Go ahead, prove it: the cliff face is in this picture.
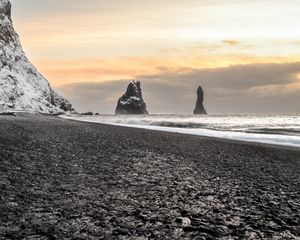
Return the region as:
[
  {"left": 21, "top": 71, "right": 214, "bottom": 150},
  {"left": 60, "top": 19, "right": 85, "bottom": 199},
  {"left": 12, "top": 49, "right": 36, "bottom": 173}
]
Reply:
[
  {"left": 193, "top": 86, "right": 207, "bottom": 115},
  {"left": 116, "top": 81, "right": 148, "bottom": 115},
  {"left": 0, "top": 0, "right": 72, "bottom": 113}
]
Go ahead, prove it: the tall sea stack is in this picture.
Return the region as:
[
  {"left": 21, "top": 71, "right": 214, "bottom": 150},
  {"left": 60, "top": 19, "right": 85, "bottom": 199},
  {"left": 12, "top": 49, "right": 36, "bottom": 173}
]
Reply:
[
  {"left": 193, "top": 86, "right": 207, "bottom": 115},
  {"left": 0, "top": 0, "right": 73, "bottom": 113},
  {"left": 116, "top": 80, "right": 148, "bottom": 115}
]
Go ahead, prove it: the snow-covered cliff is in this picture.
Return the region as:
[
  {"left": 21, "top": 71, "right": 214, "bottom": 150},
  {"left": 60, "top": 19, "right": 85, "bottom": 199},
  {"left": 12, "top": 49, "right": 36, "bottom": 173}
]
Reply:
[{"left": 0, "top": 0, "right": 72, "bottom": 113}]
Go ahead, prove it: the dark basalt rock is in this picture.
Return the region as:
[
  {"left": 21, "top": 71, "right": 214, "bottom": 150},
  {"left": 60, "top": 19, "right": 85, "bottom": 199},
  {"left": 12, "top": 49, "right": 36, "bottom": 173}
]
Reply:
[
  {"left": 116, "top": 81, "right": 148, "bottom": 115},
  {"left": 81, "top": 111, "right": 94, "bottom": 116},
  {"left": 193, "top": 86, "right": 207, "bottom": 115}
]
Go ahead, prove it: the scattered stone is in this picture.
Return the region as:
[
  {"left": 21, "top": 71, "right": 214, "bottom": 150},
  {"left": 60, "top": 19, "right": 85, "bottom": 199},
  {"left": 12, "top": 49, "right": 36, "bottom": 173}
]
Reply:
[
  {"left": 0, "top": 114, "right": 299, "bottom": 239},
  {"left": 81, "top": 112, "right": 94, "bottom": 116}
]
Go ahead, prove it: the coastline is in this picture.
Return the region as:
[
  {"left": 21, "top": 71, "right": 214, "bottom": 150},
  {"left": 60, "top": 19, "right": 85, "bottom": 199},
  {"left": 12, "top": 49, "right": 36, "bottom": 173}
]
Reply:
[
  {"left": 0, "top": 113, "right": 299, "bottom": 239},
  {"left": 61, "top": 115, "right": 300, "bottom": 149}
]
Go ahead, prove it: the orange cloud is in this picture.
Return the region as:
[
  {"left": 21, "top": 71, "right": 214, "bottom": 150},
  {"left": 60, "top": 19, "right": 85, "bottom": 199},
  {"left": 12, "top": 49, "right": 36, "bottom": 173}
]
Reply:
[
  {"left": 33, "top": 55, "right": 300, "bottom": 88},
  {"left": 222, "top": 40, "right": 240, "bottom": 46}
]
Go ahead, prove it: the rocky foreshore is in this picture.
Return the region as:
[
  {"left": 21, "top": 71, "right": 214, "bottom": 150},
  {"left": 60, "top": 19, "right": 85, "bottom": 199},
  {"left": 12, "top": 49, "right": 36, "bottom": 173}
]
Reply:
[{"left": 0, "top": 114, "right": 299, "bottom": 239}]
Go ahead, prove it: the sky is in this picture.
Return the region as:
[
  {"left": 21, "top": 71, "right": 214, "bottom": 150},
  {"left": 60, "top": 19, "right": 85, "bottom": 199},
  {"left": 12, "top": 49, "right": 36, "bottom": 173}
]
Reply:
[{"left": 10, "top": 0, "right": 300, "bottom": 114}]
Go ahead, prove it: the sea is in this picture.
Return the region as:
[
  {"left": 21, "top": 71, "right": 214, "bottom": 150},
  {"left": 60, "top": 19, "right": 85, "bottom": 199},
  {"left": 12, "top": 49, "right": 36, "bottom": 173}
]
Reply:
[{"left": 62, "top": 114, "right": 300, "bottom": 148}]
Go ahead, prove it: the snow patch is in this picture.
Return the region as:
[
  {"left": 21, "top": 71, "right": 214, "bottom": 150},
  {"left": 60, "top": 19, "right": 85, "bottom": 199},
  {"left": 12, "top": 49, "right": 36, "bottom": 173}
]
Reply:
[{"left": 0, "top": 0, "right": 72, "bottom": 114}]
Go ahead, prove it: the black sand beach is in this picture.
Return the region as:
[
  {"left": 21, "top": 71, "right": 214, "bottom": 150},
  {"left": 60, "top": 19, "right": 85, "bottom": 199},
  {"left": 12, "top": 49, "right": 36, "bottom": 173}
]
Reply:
[{"left": 0, "top": 114, "right": 299, "bottom": 239}]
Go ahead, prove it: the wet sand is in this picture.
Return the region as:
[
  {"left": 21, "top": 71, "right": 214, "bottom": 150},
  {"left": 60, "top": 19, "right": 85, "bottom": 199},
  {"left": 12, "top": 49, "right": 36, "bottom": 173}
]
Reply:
[{"left": 0, "top": 113, "right": 299, "bottom": 239}]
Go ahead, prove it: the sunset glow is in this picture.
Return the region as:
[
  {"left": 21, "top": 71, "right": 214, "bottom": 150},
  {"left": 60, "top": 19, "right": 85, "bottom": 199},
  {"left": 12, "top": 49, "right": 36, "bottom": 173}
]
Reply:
[{"left": 10, "top": 0, "right": 300, "bottom": 113}]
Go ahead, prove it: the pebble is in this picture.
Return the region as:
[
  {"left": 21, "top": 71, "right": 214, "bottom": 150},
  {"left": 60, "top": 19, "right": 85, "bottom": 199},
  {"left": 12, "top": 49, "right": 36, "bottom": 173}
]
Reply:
[
  {"left": 0, "top": 114, "right": 299, "bottom": 239},
  {"left": 175, "top": 217, "right": 192, "bottom": 227}
]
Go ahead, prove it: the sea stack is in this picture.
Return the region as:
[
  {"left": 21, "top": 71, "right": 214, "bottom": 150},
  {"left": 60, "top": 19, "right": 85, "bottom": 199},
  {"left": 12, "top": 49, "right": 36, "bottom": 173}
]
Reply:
[
  {"left": 193, "top": 86, "right": 207, "bottom": 115},
  {"left": 0, "top": 0, "right": 72, "bottom": 113},
  {"left": 116, "top": 80, "right": 148, "bottom": 115}
]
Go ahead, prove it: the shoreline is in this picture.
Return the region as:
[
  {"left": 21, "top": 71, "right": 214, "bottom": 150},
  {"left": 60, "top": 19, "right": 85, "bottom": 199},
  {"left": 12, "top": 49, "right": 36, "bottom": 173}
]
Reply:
[
  {"left": 0, "top": 113, "right": 299, "bottom": 239},
  {"left": 61, "top": 115, "right": 300, "bottom": 149}
]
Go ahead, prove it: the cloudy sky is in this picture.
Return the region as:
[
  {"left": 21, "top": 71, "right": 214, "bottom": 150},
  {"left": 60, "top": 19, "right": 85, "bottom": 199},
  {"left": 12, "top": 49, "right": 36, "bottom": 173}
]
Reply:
[{"left": 11, "top": 0, "right": 300, "bottom": 114}]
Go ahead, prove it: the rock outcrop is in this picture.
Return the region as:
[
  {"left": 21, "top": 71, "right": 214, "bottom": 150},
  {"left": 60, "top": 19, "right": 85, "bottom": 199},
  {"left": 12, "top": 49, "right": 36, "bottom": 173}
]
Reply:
[
  {"left": 193, "top": 86, "right": 207, "bottom": 115},
  {"left": 0, "top": 0, "right": 73, "bottom": 113},
  {"left": 116, "top": 81, "right": 148, "bottom": 115}
]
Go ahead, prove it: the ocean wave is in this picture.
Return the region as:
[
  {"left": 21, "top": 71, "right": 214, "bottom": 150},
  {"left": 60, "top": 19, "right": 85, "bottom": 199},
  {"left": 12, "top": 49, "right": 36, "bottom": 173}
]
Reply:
[
  {"left": 150, "top": 121, "right": 206, "bottom": 129},
  {"left": 61, "top": 114, "right": 300, "bottom": 147},
  {"left": 148, "top": 121, "right": 300, "bottom": 137},
  {"left": 245, "top": 128, "right": 300, "bottom": 136}
]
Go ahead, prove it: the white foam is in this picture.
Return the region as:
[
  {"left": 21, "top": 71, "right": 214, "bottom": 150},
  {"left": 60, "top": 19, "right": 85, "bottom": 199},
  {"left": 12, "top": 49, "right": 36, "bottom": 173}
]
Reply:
[{"left": 61, "top": 115, "right": 300, "bottom": 148}]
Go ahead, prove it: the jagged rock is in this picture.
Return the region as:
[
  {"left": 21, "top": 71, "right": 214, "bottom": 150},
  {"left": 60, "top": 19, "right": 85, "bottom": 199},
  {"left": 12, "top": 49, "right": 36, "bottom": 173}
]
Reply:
[
  {"left": 0, "top": 0, "right": 73, "bottom": 114},
  {"left": 116, "top": 81, "right": 148, "bottom": 115},
  {"left": 81, "top": 112, "right": 94, "bottom": 116},
  {"left": 193, "top": 86, "right": 207, "bottom": 115}
]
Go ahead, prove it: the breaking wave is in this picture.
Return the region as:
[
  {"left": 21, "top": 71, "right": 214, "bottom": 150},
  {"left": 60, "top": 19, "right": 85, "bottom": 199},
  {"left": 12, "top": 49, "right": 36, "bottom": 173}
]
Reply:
[{"left": 61, "top": 114, "right": 300, "bottom": 147}]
